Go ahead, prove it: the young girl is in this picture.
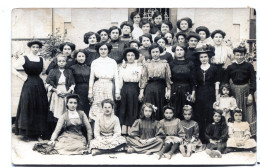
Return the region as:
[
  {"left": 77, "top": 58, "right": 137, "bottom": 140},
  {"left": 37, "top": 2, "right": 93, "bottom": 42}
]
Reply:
[
  {"left": 90, "top": 99, "right": 127, "bottom": 156},
  {"left": 213, "top": 84, "right": 237, "bottom": 124},
  {"left": 205, "top": 110, "right": 228, "bottom": 158},
  {"left": 154, "top": 106, "right": 185, "bottom": 160},
  {"left": 126, "top": 103, "right": 165, "bottom": 155},
  {"left": 225, "top": 108, "right": 256, "bottom": 153},
  {"left": 180, "top": 105, "right": 204, "bottom": 157}
]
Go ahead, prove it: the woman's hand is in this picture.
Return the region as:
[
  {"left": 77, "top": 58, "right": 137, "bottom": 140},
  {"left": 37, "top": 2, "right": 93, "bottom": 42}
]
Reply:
[
  {"left": 138, "top": 92, "right": 144, "bottom": 102},
  {"left": 139, "top": 139, "right": 147, "bottom": 145},
  {"left": 165, "top": 89, "right": 171, "bottom": 100},
  {"left": 48, "top": 140, "right": 55, "bottom": 146},
  {"left": 115, "top": 93, "right": 121, "bottom": 101},
  {"left": 209, "top": 139, "right": 217, "bottom": 145},
  {"left": 247, "top": 94, "right": 253, "bottom": 105},
  {"left": 190, "top": 91, "right": 196, "bottom": 103},
  {"left": 88, "top": 94, "right": 94, "bottom": 103}
]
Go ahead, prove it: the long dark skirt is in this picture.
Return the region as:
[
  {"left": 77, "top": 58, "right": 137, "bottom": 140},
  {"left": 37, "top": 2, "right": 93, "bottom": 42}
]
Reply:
[
  {"left": 194, "top": 84, "right": 216, "bottom": 143},
  {"left": 143, "top": 80, "right": 166, "bottom": 120},
  {"left": 15, "top": 76, "right": 48, "bottom": 137},
  {"left": 75, "top": 83, "right": 90, "bottom": 117},
  {"left": 119, "top": 82, "right": 140, "bottom": 126}
]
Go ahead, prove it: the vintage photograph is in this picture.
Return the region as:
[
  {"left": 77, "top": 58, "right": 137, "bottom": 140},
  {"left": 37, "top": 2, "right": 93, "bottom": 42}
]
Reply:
[{"left": 11, "top": 8, "right": 257, "bottom": 165}]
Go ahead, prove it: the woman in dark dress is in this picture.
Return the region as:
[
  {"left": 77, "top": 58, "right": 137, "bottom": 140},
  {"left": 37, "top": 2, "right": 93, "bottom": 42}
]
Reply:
[
  {"left": 194, "top": 45, "right": 220, "bottom": 143},
  {"left": 154, "top": 36, "right": 174, "bottom": 64},
  {"left": 70, "top": 49, "right": 91, "bottom": 116},
  {"left": 169, "top": 43, "right": 196, "bottom": 119},
  {"left": 13, "top": 40, "right": 48, "bottom": 140},
  {"left": 46, "top": 42, "right": 76, "bottom": 75},
  {"left": 150, "top": 11, "right": 163, "bottom": 35},
  {"left": 83, "top": 32, "right": 101, "bottom": 66}
]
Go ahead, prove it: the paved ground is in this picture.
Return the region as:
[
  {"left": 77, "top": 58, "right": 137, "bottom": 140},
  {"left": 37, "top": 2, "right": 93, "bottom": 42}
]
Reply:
[{"left": 11, "top": 133, "right": 257, "bottom": 166}]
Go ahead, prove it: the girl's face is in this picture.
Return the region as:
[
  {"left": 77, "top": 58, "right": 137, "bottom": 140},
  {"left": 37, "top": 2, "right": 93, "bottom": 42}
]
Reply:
[
  {"left": 157, "top": 38, "right": 166, "bottom": 49},
  {"left": 175, "top": 46, "right": 185, "bottom": 59},
  {"left": 122, "top": 25, "right": 131, "bottom": 35},
  {"left": 164, "top": 109, "right": 174, "bottom": 120},
  {"left": 126, "top": 52, "right": 135, "bottom": 63},
  {"left": 100, "top": 31, "right": 109, "bottom": 42},
  {"left": 234, "top": 112, "right": 242, "bottom": 122},
  {"left": 183, "top": 110, "right": 192, "bottom": 121},
  {"left": 151, "top": 48, "right": 160, "bottom": 60},
  {"left": 213, "top": 33, "right": 224, "bottom": 46},
  {"left": 142, "top": 23, "right": 151, "bottom": 34},
  {"left": 76, "top": 52, "right": 86, "bottom": 64},
  {"left": 63, "top": 45, "right": 72, "bottom": 56},
  {"left": 178, "top": 35, "right": 186, "bottom": 44},
  {"left": 88, "top": 34, "right": 97, "bottom": 45},
  {"left": 199, "top": 31, "right": 207, "bottom": 41},
  {"left": 110, "top": 29, "right": 120, "bottom": 40},
  {"left": 67, "top": 98, "right": 77, "bottom": 111},
  {"left": 222, "top": 87, "right": 230, "bottom": 96},
  {"left": 141, "top": 37, "right": 151, "bottom": 48},
  {"left": 180, "top": 20, "right": 189, "bottom": 31},
  {"left": 130, "top": 43, "right": 139, "bottom": 49},
  {"left": 154, "top": 15, "right": 162, "bottom": 25},
  {"left": 234, "top": 52, "right": 245, "bottom": 64},
  {"left": 164, "top": 33, "right": 173, "bottom": 44},
  {"left": 199, "top": 53, "right": 209, "bottom": 64},
  {"left": 143, "top": 106, "right": 153, "bottom": 118},
  {"left": 57, "top": 56, "right": 67, "bottom": 68},
  {"left": 213, "top": 112, "right": 222, "bottom": 123},
  {"left": 133, "top": 14, "right": 141, "bottom": 24},
  {"left": 161, "top": 23, "right": 170, "bottom": 34},
  {"left": 99, "top": 45, "right": 109, "bottom": 57},
  {"left": 30, "top": 44, "right": 40, "bottom": 55},
  {"left": 188, "top": 37, "right": 198, "bottom": 48},
  {"left": 103, "top": 103, "right": 113, "bottom": 116}
]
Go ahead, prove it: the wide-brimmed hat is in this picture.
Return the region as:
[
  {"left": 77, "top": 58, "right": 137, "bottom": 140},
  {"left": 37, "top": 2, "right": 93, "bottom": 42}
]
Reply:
[
  {"left": 27, "top": 40, "right": 43, "bottom": 48},
  {"left": 194, "top": 44, "right": 215, "bottom": 58},
  {"left": 123, "top": 47, "right": 140, "bottom": 61},
  {"left": 195, "top": 26, "right": 210, "bottom": 38}
]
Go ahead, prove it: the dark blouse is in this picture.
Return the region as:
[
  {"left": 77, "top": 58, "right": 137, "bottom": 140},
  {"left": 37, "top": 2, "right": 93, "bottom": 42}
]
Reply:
[
  {"left": 46, "top": 56, "right": 76, "bottom": 75},
  {"left": 205, "top": 122, "right": 228, "bottom": 143},
  {"left": 224, "top": 62, "right": 256, "bottom": 95},
  {"left": 185, "top": 48, "right": 200, "bottom": 67},
  {"left": 108, "top": 38, "right": 128, "bottom": 64},
  {"left": 120, "top": 35, "right": 132, "bottom": 45},
  {"left": 195, "top": 65, "right": 220, "bottom": 87},
  {"left": 70, "top": 63, "right": 91, "bottom": 84},
  {"left": 160, "top": 51, "right": 174, "bottom": 64},
  {"left": 139, "top": 47, "right": 152, "bottom": 60},
  {"left": 84, "top": 44, "right": 100, "bottom": 67},
  {"left": 150, "top": 24, "right": 161, "bottom": 34}
]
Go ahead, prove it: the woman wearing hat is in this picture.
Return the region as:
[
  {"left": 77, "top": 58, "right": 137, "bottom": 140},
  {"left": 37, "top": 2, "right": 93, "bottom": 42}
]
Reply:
[
  {"left": 176, "top": 17, "right": 193, "bottom": 35},
  {"left": 46, "top": 42, "right": 76, "bottom": 75},
  {"left": 224, "top": 46, "right": 256, "bottom": 136},
  {"left": 194, "top": 45, "right": 220, "bottom": 143},
  {"left": 154, "top": 36, "right": 174, "bottom": 64},
  {"left": 139, "top": 43, "right": 171, "bottom": 120},
  {"left": 83, "top": 31, "right": 101, "bottom": 67},
  {"left": 88, "top": 42, "right": 120, "bottom": 122},
  {"left": 13, "top": 40, "right": 48, "bottom": 140},
  {"left": 118, "top": 48, "right": 142, "bottom": 135},
  {"left": 97, "top": 29, "right": 110, "bottom": 43},
  {"left": 129, "top": 11, "right": 143, "bottom": 40},
  {"left": 185, "top": 32, "right": 201, "bottom": 67},
  {"left": 195, "top": 26, "right": 214, "bottom": 48}
]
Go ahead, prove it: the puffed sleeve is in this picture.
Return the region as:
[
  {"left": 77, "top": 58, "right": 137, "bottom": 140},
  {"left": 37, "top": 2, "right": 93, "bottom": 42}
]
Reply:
[
  {"left": 140, "top": 64, "right": 149, "bottom": 89},
  {"left": 88, "top": 61, "right": 95, "bottom": 95},
  {"left": 177, "top": 119, "right": 185, "bottom": 139},
  {"left": 46, "top": 58, "right": 57, "bottom": 75},
  {"left": 248, "top": 63, "right": 256, "bottom": 95},
  {"left": 50, "top": 114, "right": 66, "bottom": 141},
  {"left": 228, "top": 123, "right": 234, "bottom": 137},
  {"left": 80, "top": 111, "right": 93, "bottom": 141},
  {"left": 46, "top": 69, "right": 57, "bottom": 88},
  {"left": 193, "top": 122, "right": 200, "bottom": 139},
  {"left": 155, "top": 121, "right": 166, "bottom": 139},
  {"left": 113, "top": 116, "right": 122, "bottom": 137},
  {"left": 229, "top": 97, "right": 237, "bottom": 110},
  {"left": 165, "top": 62, "right": 172, "bottom": 90},
  {"left": 243, "top": 122, "right": 251, "bottom": 137},
  {"left": 94, "top": 117, "right": 101, "bottom": 140},
  {"left": 129, "top": 119, "right": 141, "bottom": 140}
]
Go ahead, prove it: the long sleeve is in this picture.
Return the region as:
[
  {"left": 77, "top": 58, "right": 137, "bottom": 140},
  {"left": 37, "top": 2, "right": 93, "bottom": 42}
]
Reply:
[
  {"left": 165, "top": 62, "right": 172, "bottom": 90},
  {"left": 155, "top": 121, "right": 166, "bottom": 139},
  {"left": 244, "top": 122, "right": 251, "bottom": 137},
  {"left": 193, "top": 122, "right": 200, "bottom": 139},
  {"left": 189, "top": 62, "right": 197, "bottom": 91},
  {"left": 177, "top": 121, "right": 185, "bottom": 139},
  {"left": 129, "top": 119, "right": 141, "bottom": 140},
  {"left": 50, "top": 114, "right": 66, "bottom": 141},
  {"left": 113, "top": 116, "right": 122, "bottom": 137},
  {"left": 140, "top": 65, "right": 148, "bottom": 89},
  {"left": 118, "top": 67, "right": 124, "bottom": 90},
  {"left": 80, "top": 111, "right": 93, "bottom": 141},
  {"left": 113, "top": 62, "right": 120, "bottom": 94},
  {"left": 229, "top": 97, "right": 237, "bottom": 110},
  {"left": 94, "top": 118, "right": 101, "bottom": 140},
  {"left": 228, "top": 123, "right": 234, "bottom": 138},
  {"left": 46, "top": 59, "right": 57, "bottom": 75},
  {"left": 249, "top": 63, "right": 256, "bottom": 95},
  {"left": 46, "top": 69, "right": 57, "bottom": 88},
  {"left": 219, "top": 125, "right": 229, "bottom": 142},
  {"left": 88, "top": 63, "right": 95, "bottom": 95},
  {"left": 205, "top": 124, "right": 213, "bottom": 142},
  {"left": 67, "top": 69, "right": 75, "bottom": 88}
]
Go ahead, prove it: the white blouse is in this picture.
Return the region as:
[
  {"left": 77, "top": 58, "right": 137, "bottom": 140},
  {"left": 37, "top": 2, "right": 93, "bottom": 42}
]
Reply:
[
  {"left": 196, "top": 38, "right": 214, "bottom": 48},
  {"left": 212, "top": 44, "right": 233, "bottom": 68},
  {"left": 132, "top": 24, "right": 143, "bottom": 40}
]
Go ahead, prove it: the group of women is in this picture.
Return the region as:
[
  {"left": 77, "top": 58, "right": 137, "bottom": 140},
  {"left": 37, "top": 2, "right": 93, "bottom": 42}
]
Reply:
[{"left": 12, "top": 10, "right": 256, "bottom": 156}]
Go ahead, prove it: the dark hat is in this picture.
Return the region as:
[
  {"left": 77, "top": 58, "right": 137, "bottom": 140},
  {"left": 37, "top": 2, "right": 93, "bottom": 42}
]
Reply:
[
  {"left": 97, "top": 29, "right": 109, "bottom": 35},
  {"left": 59, "top": 42, "right": 76, "bottom": 51},
  {"left": 194, "top": 44, "right": 215, "bottom": 58},
  {"left": 154, "top": 36, "right": 168, "bottom": 45},
  {"left": 95, "top": 42, "right": 113, "bottom": 54},
  {"left": 195, "top": 26, "right": 210, "bottom": 38},
  {"left": 161, "top": 20, "right": 173, "bottom": 31},
  {"left": 148, "top": 43, "right": 164, "bottom": 54},
  {"left": 186, "top": 31, "right": 201, "bottom": 41},
  {"left": 139, "top": 33, "right": 153, "bottom": 44},
  {"left": 27, "top": 40, "right": 43, "bottom": 48},
  {"left": 211, "top": 29, "right": 226, "bottom": 39},
  {"left": 130, "top": 11, "right": 142, "bottom": 21},
  {"left": 120, "top": 21, "right": 134, "bottom": 32},
  {"left": 123, "top": 47, "right": 140, "bottom": 61},
  {"left": 176, "top": 17, "right": 193, "bottom": 30},
  {"left": 129, "top": 39, "right": 141, "bottom": 47},
  {"left": 233, "top": 46, "right": 247, "bottom": 54},
  {"left": 175, "top": 31, "right": 187, "bottom": 39},
  {"left": 83, "top": 32, "right": 101, "bottom": 44},
  {"left": 108, "top": 26, "right": 122, "bottom": 36}
]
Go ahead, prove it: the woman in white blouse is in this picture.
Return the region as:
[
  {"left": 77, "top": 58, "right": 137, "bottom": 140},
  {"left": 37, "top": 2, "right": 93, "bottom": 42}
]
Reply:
[
  {"left": 130, "top": 11, "right": 143, "bottom": 40},
  {"left": 88, "top": 42, "right": 120, "bottom": 121},
  {"left": 118, "top": 48, "right": 142, "bottom": 135}
]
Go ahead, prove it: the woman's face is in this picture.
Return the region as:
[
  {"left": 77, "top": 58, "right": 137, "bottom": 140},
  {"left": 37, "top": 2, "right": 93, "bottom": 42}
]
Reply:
[
  {"left": 110, "top": 29, "right": 120, "bottom": 40},
  {"left": 122, "top": 25, "right": 131, "bottom": 35},
  {"left": 63, "top": 45, "right": 72, "bottom": 56},
  {"left": 130, "top": 43, "right": 139, "bottom": 49},
  {"left": 175, "top": 46, "right": 185, "bottom": 59},
  {"left": 164, "top": 109, "right": 174, "bottom": 120},
  {"left": 76, "top": 52, "right": 86, "bottom": 64},
  {"left": 100, "top": 31, "right": 109, "bottom": 42},
  {"left": 57, "top": 56, "right": 67, "bottom": 68},
  {"left": 99, "top": 45, "right": 109, "bottom": 57},
  {"left": 178, "top": 35, "right": 186, "bottom": 44},
  {"left": 213, "top": 33, "right": 224, "bottom": 46},
  {"left": 157, "top": 38, "right": 166, "bottom": 49},
  {"left": 180, "top": 20, "right": 189, "bottom": 31},
  {"left": 151, "top": 47, "right": 161, "bottom": 60},
  {"left": 188, "top": 37, "right": 198, "bottom": 48},
  {"left": 142, "top": 23, "right": 151, "bottom": 34},
  {"left": 222, "top": 87, "right": 230, "bottom": 96},
  {"left": 126, "top": 52, "right": 136, "bottom": 63},
  {"left": 143, "top": 107, "right": 153, "bottom": 119},
  {"left": 183, "top": 110, "right": 192, "bottom": 121},
  {"left": 199, "top": 53, "right": 209, "bottom": 64},
  {"left": 141, "top": 36, "right": 151, "bottom": 48},
  {"left": 30, "top": 44, "right": 40, "bottom": 55},
  {"left": 154, "top": 15, "right": 162, "bottom": 25},
  {"left": 213, "top": 112, "right": 222, "bottom": 123},
  {"left": 234, "top": 112, "right": 242, "bottom": 122},
  {"left": 161, "top": 23, "right": 170, "bottom": 34},
  {"left": 88, "top": 34, "right": 97, "bottom": 45},
  {"left": 133, "top": 14, "right": 141, "bottom": 24},
  {"left": 103, "top": 103, "right": 113, "bottom": 116},
  {"left": 164, "top": 33, "right": 173, "bottom": 44},
  {"left": 234, "top": 52, "right": 245, "bottom": 64},
  {"left": 67, "top": 98, "right": 77, "bottom": 111},
  {"left": 199, "top": 31, "right": 207, "bottom": 41}
]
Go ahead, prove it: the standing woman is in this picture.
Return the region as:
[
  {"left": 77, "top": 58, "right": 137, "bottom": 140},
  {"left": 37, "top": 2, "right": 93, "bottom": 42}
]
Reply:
[
  {"left": 195, "top": 26, "right": 214, "bottom": 48},
  {"left": 139, "top": 43, "right": 171, "bottom": 120},
  {"left": 83, "top": 32, "right": 101, "bottom": 67},
  {"left": 194, "top": 45, "right": 220, "bottom": 143},
  {"left": 130, "top": 11, "right": 143, "bottom": 40},
  {"left": 176, "top": 17, "right": 193, "bottom": 35},
  {"left": 88, "top": 42, "right": 120, "bottom": 121},
  {"left": 162, "top": 31, "right": 175, "bottom": 56},
  {"left": 46, "top": 42, "right": 76, "bottom": 75},
  {"left": 13, "top": 40, "right": 48, "bottom": 140},
  {"left": 97, "top": 29, "right": 110, "bottom": 43},
  {"left": 70, "top": 49, "right": 91, "bottom": 116},
  {"left": 160, "top": 20, "right": 173, "bottom": 35},
  {"left": 154, "top": 36, "right": 174, "bottom": 64},
  {"left": 170, "top": 43, "right": 196, "bottom": 119},
  {"left": 224, "top": 47, "right": 256, "bottom": 136},
  {"left": 150, "top": 11, "right": 163, "bottom": 35},
  {"left": 120, "top": 21, "right": 134, "bottom": 43},
  {"left": 176, "top": 32, "right": 187, "bottom": 45},
  {"left": 119, "top": 48, "right": 142, "bottom": 135}
]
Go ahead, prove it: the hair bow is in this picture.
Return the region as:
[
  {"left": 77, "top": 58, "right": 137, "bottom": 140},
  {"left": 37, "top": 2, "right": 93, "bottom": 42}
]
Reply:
[{"left": 152, "top": 105, "right": 157, "bottom": 112}]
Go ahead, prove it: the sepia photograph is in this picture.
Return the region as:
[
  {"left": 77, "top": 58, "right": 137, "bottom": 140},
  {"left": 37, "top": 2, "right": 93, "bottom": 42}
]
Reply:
[{"left": 10, "top": 7, "right": 257, "bottom": 165}]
